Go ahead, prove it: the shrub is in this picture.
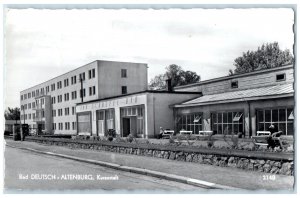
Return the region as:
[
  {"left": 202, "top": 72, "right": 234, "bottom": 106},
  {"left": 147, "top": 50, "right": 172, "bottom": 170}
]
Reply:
[
  {"left": 107, "top": 129, "right": 116, "bottom": 138},
  {"left": 126, "top": 134, "right": 134, "bottom": 143},
  {"left": 169, "top": 135, "right": 175, "bottom": 144},
  {"left": 107, "top": 136, "right": 113, "bottom": 142}
]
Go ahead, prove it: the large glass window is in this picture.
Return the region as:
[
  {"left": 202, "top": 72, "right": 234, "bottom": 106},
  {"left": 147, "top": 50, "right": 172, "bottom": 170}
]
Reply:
[
  {"left": 256, "top": 108, "right": 294, "bottom": 135},
  {"left": 77, "top": 112, "right": 91, "bottom": 133},
  {"left": 176, "top": 113, "right": 203, "bottom": 134},
  {"left": 211, "top": 111, "right": 244, "bottom": 135},
  {"left": 105, "top": 109, "right": 115, "bottom": 130}
]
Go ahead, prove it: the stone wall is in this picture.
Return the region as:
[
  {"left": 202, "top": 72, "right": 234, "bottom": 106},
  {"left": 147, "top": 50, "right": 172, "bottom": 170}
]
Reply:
[{"left": 24, "top": 137, "right": 294, "bottom": 176}]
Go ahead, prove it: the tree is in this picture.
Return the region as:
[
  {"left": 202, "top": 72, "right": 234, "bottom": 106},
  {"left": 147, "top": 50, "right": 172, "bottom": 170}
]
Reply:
[
  {"left": 229, "top": 42, "right": 294, "bottom": 75},
  {"left": 149, "top": 64, "right": 201, "bottom": 90},
  {"left": 4, "top": 107, "right": 20, "bottom": 124}
]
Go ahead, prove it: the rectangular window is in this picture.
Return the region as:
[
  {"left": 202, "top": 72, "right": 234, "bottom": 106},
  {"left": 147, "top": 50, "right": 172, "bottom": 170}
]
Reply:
[
  {"left": 78, "top": 112, "right": 92, "bottom": 133},
  {"left": 46, "top": 86, "right": 49, "bottom": 93},
  {"left": 72, "top": 122, "right": 76, "bottom": 130},
  {"left": 80, "top": 89, "right": 86, "bottom": 97},
  {"left": 28, "top": 103, "right": 31, "bottom": 109},
  {"left": 51, "top": 84, "right": 55, "bottom": 91},
  {"left": 89, "top": 70, "right": 92, "bottom": 79},
  {"left": 64, "top": 79, "right": 69, "bottom": 87},
  {"left": 72, "top": 91, "right": 77, "bottom": 100},
  {"left": 65, "top": 107, "right": 69, "bottom": 115},
  {"left": 32, "top": 91, "right": 35, "bottom": 97},
  {"left": 65, "top": 122, "right": 70, "bottom": 130},
  {"left": 92, "top": 69, "right": 95, "bottom": 78},
  {"left": 122, "top": 86, "right": 127, "bottom": 94},
  {"left": 64, "top": 93, "right": 69, "bottom": 101},
  {"left": 57, "top": 81, "right": 62, "bottom": 89},
  {"left": 72, "top": 107, "right": 76, "bottom": 115},
  {"left": 28, "top": 93, "right": 31, "bottom": 98},
  {"left": 176, "top": 113, "right": 203, "bottom": 134},
  {"left": 93, "top": 86, "right": 95, "bottom": 95},
  {"left": 52, "top": 110, "right": 56, "bottom": 117},
  {"left": 21, "top": 95, "right": 23, "bottom": 100},
  {"left": 88, "top": 86, "right": 95, "bottom": 96},
  {"left": 79, "top": 73, "right": 85, "bottom": 81},
  {"left": 276, "top": 73, "right": 286, "bottom": 81},
  {"left": 211, "top": 111, "right": 244, "bottom": 135},
  {"left": 231, "top": 81, "right": 238, "bottom": 88},
  {"left": 121, "top": 69, "right": 127, "bottom": 78},
  {"left": 89, "top": 87, "right": 92, "bottom": 96},
  {"left": 256, "top": 108, "right": 294, "bottom": 136},
  {"left": 32, "top": 102, "right": 35, "bottom": 108}
]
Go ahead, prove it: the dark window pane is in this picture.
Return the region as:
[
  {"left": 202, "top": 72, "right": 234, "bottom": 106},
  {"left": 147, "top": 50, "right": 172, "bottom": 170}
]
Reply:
[
  {"left": 228, "top": 112, "right": 233, "bottom": 122},
  {"left": 239, "top": 124, "right": 243, "bottom": 134},
  {"left": 279, "top": 123, "right": 286, "bottom": 133},
  {"left": 223, "top": 124, "right": 229, "bottom": 134},
  {"left": 223, "top": 113, "right": 228, "bottom": 123},
  {"left": 279, "top": 109, "right": 286, "bottom": 121},
  {"left": 233, "top": 124, "right": 239, "bottom": 133},
  {"left": 212, "top": 113, "right": 216, "bottom": 125},
  {"left": 257, "top": 110, "right": 264, "bottom": 122},
  {"left": 258, "top": 123, "right": 265, "bottom": 131},
  {"left": 194, "top": 125, "right": 199, "bottom": 134},
  {"left": 218, "top": 124, "right": 222, "bottom": 134},
  {"left": 218, "top": 113, "right": 222, "bottom": 123},
  {"left": 287, "top": 123, "right": 293, "bottom": 135},
  {"left": 212, "top": 124, "right": 217, "bottom": 132},
  {"left": 228, "top": 124, "right": 233, "bottom": 135},
  {"left": 265, "top": 110, "right": 271, "bottom": 122},
  {"left": 272, "top": 109, "right": 278, "bottom": 122}
]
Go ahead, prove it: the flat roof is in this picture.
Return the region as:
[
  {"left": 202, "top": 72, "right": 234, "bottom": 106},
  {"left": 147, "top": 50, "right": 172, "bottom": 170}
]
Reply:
[
  {"left": 20, "top": 60, "right": 148, "bottom": 93},
  {"left": 174, "top": 64, "right": 294, "bottom": 90},
  {"left": 77, "top": 90, "right": 202, "bottom": 105}
]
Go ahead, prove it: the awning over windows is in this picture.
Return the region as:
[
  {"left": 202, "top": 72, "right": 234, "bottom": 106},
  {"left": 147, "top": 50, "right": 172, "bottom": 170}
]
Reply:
[{"left": 175, "top": 83, "right": 294, "bottom": 107}]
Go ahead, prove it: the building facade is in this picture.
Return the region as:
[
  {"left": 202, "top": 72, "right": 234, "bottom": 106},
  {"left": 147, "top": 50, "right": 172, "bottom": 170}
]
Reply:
[
  {"left": 173, "top": 65, "right": 294, "bottom": 137},
  {"left": 20, "top": 60, "right": 148, "bottom": 135},
  {"left": 76, "top": 91, "right": 201, "bottom": 138}
]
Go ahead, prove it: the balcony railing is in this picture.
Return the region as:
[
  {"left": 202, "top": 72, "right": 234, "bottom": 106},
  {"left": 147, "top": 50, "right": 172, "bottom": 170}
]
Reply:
[
  {"left": 32, "top": 104, "right": 43, "bottom": 110},
  {"left": 33, "top": 116, "right": 45, "bottom": 122}
]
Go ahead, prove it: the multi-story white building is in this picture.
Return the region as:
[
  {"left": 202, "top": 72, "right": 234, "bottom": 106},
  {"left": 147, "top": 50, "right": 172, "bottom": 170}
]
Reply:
[{"left": 20, "top": 60, "right": 148, "bottom": 135}]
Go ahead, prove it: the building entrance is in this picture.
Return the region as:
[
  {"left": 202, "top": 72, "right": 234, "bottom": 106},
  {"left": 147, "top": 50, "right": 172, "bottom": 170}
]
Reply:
[
  {"left": 122, "top": 118, "right": 131, "bottom": 137},
  {"left": 120, "top": 105, "right": 145, "bottom": 138}
]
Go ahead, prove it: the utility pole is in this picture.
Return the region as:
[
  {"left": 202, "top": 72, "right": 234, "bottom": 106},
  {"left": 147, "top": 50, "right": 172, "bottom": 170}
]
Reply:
[{"left": 80, "top": 77, "right": 83, "bottom": 103}]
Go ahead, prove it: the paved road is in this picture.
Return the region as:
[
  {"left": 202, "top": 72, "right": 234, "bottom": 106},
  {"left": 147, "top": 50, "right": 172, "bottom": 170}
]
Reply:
[{"left": 4, "top": 146, "right": 204, "bottom": 192}]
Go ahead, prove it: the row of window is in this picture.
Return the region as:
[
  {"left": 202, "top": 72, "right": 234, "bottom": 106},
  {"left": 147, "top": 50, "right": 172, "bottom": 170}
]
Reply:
[
  {"left": 21, "top": 68, "right": 97, "bottom": 100},
  {"left": 50, "top": 87, "right": 96, "bottom": 104},
  {"left": 21, "top": 107, "right": 76, "bottom": 119},
  {"left": 20, "top": 111, "right": 45, "bottom": 120},
  {"left": 52, "top": 107, "right": 75, "bottom": 117},
  {"left": 21, "top": 98, "right": 45, "bottom": 110},
  {"left": 53, "top": 122, "right": 76, "bottom": 130},
  {"left": 177, "top": 108, "right": 294, "bottom": 136}
]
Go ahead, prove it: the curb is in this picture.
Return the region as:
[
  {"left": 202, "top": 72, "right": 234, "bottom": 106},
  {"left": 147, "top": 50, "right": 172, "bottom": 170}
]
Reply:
[{"left": 6, "top": 144, "right": 240, "bottom": 190}]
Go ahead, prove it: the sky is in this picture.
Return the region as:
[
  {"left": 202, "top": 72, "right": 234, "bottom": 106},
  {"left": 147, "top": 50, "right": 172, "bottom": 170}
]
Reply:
[{"left": 4, "top": 7, "right": 294, "bottom": 108}]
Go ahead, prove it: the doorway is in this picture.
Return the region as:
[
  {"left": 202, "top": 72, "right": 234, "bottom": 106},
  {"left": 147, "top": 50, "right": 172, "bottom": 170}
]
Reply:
[{"left": 122, "top": 117, "right": 130, "bottom": 137}]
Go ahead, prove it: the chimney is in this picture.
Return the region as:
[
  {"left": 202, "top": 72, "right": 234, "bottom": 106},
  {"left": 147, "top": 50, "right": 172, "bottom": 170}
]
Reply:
[{"left": 166, "top": 78, "right": 173, "bottom": 92}]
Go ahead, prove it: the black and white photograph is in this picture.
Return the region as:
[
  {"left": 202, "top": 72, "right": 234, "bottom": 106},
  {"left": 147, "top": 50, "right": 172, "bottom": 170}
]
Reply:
[{"left": 1, "top": 2, "right": 297, "bottom": 194}]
